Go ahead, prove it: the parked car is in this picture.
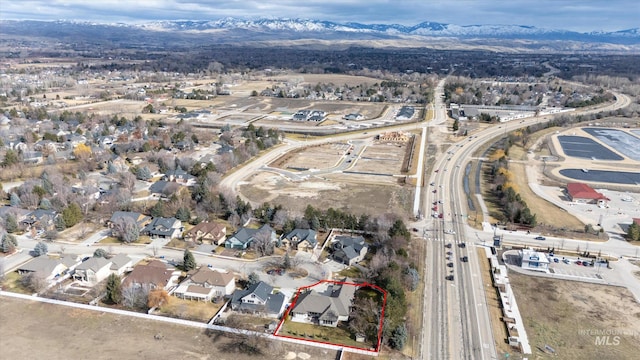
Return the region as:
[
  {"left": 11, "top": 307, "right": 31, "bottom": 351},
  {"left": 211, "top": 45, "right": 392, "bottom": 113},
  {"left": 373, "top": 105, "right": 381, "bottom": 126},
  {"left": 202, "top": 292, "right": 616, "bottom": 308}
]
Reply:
[
  {"left": 562, "top": 259, "right": 570, "bottom": 264},
  {"left": 576, "top": 260, "right": 582, "bottom": 265},
  {"left": 461, "top": 256, "right": 469, "bottom": 262},
  {"left": 447, "top": 262, "right": 454, "bottom": 268},
  {"left": 534, "top": 236, "right": 546, "bottom": 240},
  {"left": 445, "top": 275, "right": 454, "bottom": 281},
  {"left": 554, "top": 258, "right": 559, "bottom": 263},
  {"left": 459, "top": 243, "right": 466, "bottom": 248}
]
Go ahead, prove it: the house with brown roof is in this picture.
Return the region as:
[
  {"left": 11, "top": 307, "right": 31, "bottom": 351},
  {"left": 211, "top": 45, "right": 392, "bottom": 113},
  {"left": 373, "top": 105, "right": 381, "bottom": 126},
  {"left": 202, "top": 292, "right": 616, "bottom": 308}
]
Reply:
[
  {"left": 184, "top": 222, "right": 227, "bottom": 245},
  {"left": 566, "top": 183, "right": 609, "bottom": 205},
  {"left": 123, "top": 260, "right": 176, "bottom": 290},
  {"left": 173, "top": 267, "right": 235, "bottom": 301}
]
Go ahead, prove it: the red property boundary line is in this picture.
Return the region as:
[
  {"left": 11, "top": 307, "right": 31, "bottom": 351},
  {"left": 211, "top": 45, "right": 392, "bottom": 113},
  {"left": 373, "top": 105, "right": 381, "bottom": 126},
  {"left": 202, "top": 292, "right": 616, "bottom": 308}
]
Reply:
[{"left": 273, "top": 279, "right": 387, "bottom": 354}]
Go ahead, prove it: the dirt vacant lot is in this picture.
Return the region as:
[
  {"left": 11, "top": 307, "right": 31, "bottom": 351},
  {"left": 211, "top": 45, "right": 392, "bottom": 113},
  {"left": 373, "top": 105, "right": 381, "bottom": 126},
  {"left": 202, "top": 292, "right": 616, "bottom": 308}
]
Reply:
[
  {"left": 239, "top": 172, "right": 412, "bottom": 216},
  {"left": 0, "top": 296, "right": 337, "bottom": 360},
  {"left": 271, "top": 143, "right": 348, "bottom": 170},
  {"left": 509, "top": 273, "right": 640, "bottom": 360},
  {"left": 352, "top": 142, "right": 407, "bottom": 175}
]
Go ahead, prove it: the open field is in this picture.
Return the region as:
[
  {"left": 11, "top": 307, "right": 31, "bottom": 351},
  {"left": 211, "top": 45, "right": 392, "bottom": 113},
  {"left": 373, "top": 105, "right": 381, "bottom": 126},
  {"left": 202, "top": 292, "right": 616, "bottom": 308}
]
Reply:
[
  {"left": 509, "top": 162, "right": 585, "bottom": 232},
  {"left": 0, "top": 296, "right": 338, "bottom": 360},
  {"left": 509, "top": 272, "right": 640, "bottom": 360},
  {"left": 270, "top": 143, "right": 348, "bottom": 170},
  {"left": 239, "top": 172, "right": 412, "bottom": 216},
  {"left": 351, "top": 142, "right": 407, "bottom": 175},
  {"left": 267, "top": 74, "right": 381, "bottom": 87}
]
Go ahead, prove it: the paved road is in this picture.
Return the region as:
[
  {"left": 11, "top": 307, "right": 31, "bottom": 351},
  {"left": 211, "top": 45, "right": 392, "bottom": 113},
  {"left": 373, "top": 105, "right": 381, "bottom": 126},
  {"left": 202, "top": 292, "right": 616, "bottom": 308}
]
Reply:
[{"left": 414, "top": 87, "right": 632, "bottom": 359}]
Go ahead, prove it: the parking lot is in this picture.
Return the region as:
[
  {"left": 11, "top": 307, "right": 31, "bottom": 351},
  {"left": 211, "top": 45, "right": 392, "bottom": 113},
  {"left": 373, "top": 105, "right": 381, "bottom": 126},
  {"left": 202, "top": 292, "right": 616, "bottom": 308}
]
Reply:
[{"left": 548, "top": 258, "right": 606, "bottom": 281}]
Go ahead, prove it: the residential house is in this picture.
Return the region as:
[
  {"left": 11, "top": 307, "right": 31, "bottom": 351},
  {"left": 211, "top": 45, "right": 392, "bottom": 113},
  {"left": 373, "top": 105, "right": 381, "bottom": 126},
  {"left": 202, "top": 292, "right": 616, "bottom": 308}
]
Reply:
[
  {"left": 59, "top": 254, "right": 82, "bottom": 271},
  {"left": 163, "top": 165, "right": 197, "bottom": 186},
  {"left": 141, "top": 217, "right": 183, "bottom": 239},
  {"left": 0, "top": 206, "right": 30, "bottom": 223},
  {"left": 225, "top": 224, "right": 276, "bottom": 250},
  {"left": 282, "top": 229, "right": 317, "bottom": 252},
  {"left": 149, "top": 180, "right": 181, "bottom": 198},
  {"left": 184, "top": 222, "right": 227, "bottom": 245},
  {"left": 174, "top": 267, "right": 235, "bottom": 301},
  {"left": 17, "top": 257, "right": 68, "bottom": 281},
  {"left": 73, "top": 257, "right": 113, "bottom": 284},
  {"left": 230, "top": 281, "right": 287, "bottom": 318},
  {"left": 332, "top": 235, "right": 368, "bottom": 266},
  {"left": 123, "top": 260, "right": 176, "bottom": 290},
  {"left": 20, "top": 209, "right": 58, "bottom": 231},
  {"left": 107, "top": 211, "right": 152, "bottom": 235},
  {"left": 109, "top": 253, "right": 133, "bottom": 275},
  {"left": 290, "top": 282, "right": 357, "bottom": 327}
]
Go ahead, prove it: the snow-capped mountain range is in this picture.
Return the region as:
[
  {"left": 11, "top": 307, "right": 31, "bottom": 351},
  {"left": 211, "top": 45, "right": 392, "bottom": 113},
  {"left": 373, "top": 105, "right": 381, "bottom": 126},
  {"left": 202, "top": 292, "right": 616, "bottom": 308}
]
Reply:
[
  {"left": 1, "top": 18, "right": 638, "bottom": 52},
  {"left": 134, "top": 17, "right": 638, "bottom": 40}
]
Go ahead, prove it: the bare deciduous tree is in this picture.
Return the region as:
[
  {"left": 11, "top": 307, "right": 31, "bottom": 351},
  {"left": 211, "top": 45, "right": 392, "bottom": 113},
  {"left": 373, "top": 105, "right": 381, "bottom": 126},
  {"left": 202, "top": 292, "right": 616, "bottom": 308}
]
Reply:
[
  {"left": 253, "top": 228, "right": 274, "bottom": 257},
  {"left": 122, "top": 284, "right": 150, "bottom": 310}
]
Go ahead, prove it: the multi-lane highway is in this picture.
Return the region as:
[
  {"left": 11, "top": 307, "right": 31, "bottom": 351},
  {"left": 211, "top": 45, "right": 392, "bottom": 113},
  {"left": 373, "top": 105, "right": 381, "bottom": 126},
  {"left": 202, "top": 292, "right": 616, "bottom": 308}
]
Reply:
[{"left": 417, "top": 86, "right": 632, "bottom": 359}]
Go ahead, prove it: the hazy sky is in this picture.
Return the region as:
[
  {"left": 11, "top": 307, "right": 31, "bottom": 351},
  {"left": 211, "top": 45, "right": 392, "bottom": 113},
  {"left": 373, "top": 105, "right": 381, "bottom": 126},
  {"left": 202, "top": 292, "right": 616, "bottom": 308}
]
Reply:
[{"left": 0, "top": 0, "right": 638, "bottom": 32}]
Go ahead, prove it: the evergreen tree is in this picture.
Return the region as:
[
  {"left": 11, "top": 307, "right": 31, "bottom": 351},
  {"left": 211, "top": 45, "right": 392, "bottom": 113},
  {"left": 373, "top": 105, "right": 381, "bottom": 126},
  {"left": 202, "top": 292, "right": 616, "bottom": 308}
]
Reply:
[
  {"left": 1, "top": 233, "right": 18, "bottom": 253},
  {"left": 10, "top": 193, "right": 21, "bottom": 207},
  {"left": 389, "top": 323, "right": 408, "bottom": 349},
  {"left": 183, "top": 249, "right": 196, "bottom": 271},
  {"left": 175, "top": 207, "right": 191, "bottom": 221},
  {"left": 33, "top": 242, "right": 48, "bottom": 257},
  {"left": 93, "top": 248, "right": 108, "bottom": 258},
  {"left": 4, "top": 214, "right": 18, "bottom": 233},
  {"left": 62, "top": 203, "right": 83, "bottom": 228},
  {"left": 105, "top": 273, "right": 122, "bottom": 304},
  {"left": 54, "top": 216, "right": 66, "bottom": 231}
]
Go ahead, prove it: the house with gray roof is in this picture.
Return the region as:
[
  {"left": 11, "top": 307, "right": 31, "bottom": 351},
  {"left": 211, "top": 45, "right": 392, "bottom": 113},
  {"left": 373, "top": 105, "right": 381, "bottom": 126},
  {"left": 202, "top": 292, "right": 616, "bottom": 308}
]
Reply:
[
  {"left": 109, "top": 253, "right": 133, "bottom": 275},
  {"left": 282, "top": 229, "right": 317, "bottom": 252},
  {"left": 290, "top": 281, "right": 358, "bottom": 327},
  {"left": 20, "top": 209, "right": 58, "bottom": 231},
  {"left": 162, "top": 165, "right": 196, "bottom": 186},
  {"left": 141, "top": 217, "right": 183, "bottom": 239},
  {"left": 17, "top": 257, "right": 68, "bottom": 281},
  {"left": 230, "top": 281, "right": 287, "bottom": 318},
  {"left": 73, "top": 257, "right": 113, "bottom": 285},
  {"left": 331, "top": 235, "right": 368, "bottom": 266},
  {"left": 225, "top": 224, "right": 276, "bottom": 250}
]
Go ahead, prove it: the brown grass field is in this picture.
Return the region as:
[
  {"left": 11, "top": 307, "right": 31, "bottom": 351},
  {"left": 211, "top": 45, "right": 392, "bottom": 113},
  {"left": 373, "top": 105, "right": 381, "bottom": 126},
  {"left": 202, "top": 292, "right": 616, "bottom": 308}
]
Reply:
[
  {"left": 0, "top": 296, "right": 338, "bottom": 360},
  {"left": 509, "top": 273, "right": 640, "bottom": 360}
]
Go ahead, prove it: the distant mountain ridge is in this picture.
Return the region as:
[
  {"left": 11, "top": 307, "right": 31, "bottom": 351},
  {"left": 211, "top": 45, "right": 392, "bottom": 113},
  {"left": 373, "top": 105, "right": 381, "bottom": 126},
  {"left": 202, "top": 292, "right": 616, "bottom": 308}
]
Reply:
[
  {"left": 1, "top": 18, "right": 638, "bottom": 52},
  {"left": 132, "top": 17, "right": 639, "bottom": 40}
]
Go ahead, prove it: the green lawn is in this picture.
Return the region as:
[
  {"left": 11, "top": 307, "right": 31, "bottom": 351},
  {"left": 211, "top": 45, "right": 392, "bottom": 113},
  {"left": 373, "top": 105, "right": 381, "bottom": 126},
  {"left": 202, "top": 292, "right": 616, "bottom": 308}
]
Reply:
[{"left": 279, "top": 319, "right": 373, "bottom": 349}]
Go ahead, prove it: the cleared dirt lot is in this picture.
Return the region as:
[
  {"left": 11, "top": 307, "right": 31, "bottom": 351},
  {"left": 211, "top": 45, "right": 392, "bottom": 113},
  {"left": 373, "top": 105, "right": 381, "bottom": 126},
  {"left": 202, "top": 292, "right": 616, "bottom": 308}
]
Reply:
[
  {"left": 0, "top": 296, "right": 337, "bottom": 360},
  {"left": 239, "top": 172, "right": 412, "bottom": 216},
  {"left": 241, "top": 139, "right": 413, "bottom": 216},
  {"left": 509, "top": 273, "right": 640, "bottom": 360},
  {"left": 352, "top": 142, "right": 407, "bottom": 175},
  {"left": 271, "top": 143, "right": 348, "bottom": 170}
]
